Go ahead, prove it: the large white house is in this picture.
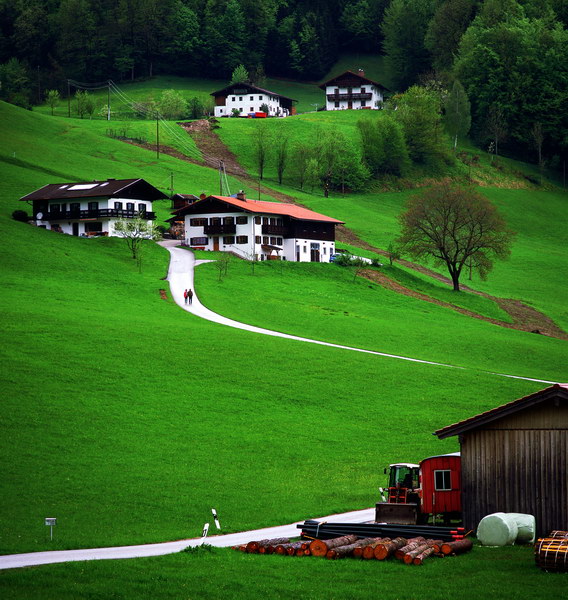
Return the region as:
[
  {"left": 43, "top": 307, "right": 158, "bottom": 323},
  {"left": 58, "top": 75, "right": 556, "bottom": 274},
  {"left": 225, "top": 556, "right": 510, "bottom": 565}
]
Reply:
[
  {"left": 320, "top": 69, "right": 389, "bottom": 111},
  {"left": 20, "top": 178, "right": 167, "bottom": 237},
  {"left": 210, "top": 83, "right": 296, "bottom": 118},
  {"left": 174, "top": 192, "right": 344, "bottom": 262}
]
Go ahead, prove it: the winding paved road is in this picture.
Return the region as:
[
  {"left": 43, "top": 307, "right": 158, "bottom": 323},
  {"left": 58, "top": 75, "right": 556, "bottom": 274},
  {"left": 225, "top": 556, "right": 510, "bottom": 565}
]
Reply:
[{"left": 162, "top": 242, "right": 557, "bottom": 385}]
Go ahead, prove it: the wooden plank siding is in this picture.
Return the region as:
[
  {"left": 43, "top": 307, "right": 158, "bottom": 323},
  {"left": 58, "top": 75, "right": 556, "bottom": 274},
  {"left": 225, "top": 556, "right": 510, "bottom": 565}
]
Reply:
[{"left": 461, "top": 428, "right": 568, "bottom": 536}]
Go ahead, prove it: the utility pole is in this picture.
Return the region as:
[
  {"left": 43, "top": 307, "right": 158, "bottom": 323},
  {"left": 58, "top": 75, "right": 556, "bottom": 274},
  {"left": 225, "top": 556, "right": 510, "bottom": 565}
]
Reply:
[
  {"left": 37, "top": 65, "right": 40, "bottom": 104},
  {"left": 67, "top": 80, "right": 71, "bottom": 117},
  {"left": 107, "top": 80, "right": 111, "bottom": 121},
  {"left": 219, "top": 161, "right": 224, "bottom": 195},
  {"left": 156, "top": 112, "right": 160, "bottom": 159},
  {"left": 169, "top": 172, "right": 174, "bottom": 197},
  {"left": 311, "top": 103, "right": 319, "bottom": 112}
]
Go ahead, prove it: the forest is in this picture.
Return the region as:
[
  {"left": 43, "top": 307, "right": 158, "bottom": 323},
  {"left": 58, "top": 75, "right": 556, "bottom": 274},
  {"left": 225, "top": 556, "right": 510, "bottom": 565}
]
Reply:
[{"left": 0, "top": 0, "right": 567, "bottom": 164}]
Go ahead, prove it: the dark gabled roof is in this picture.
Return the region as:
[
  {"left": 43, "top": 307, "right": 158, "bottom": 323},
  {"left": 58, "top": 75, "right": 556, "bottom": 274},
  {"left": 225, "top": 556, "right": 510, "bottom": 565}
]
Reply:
[
  {"left": 210, "top": 82, "right": 297, "bottom": 103},
  {"left": 434, "top": 384, "right": 568, "bottom": 439},
  {"left": 20, "top": 178, "right": 168, "bottom": 202},
  {"left": 174, "top": 195, "right": 344, "bottom": 224},
  {"left": 319, "top": 70, "right": 390, "bottom": 92}
]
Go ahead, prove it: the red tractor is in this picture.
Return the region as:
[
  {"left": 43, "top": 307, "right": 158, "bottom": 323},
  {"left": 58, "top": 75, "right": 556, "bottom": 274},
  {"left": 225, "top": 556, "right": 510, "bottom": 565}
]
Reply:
[{"left": 376, "top": 453, "right": 462, "bottom": 525}]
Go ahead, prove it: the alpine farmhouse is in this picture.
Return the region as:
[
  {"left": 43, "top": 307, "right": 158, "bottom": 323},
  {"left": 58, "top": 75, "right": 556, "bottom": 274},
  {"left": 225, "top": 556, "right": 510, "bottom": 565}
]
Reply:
[
  {"left": 320, "top": 69, "right": 389, "bottom": 111},
  {"left": 174, "top": 192, "right": 344, "bottom": 262},
  {"left": 20, "top": 178, "right": 166, "bottom": 237},
  {"left": 210, "top": 82, "right": 296, "bottom": 117}
]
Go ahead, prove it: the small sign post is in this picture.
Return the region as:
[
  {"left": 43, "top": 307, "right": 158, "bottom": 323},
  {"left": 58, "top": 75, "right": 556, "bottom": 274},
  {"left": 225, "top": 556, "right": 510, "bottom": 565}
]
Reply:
[
  {"left": 45, "top": 517, "right": 57, "bottom": 541},
  {"left": 211, "top": 508, "right": 221, "bottom": 530},
  {"left": 199, "top": 523, "right": 210, "bottom": 546}
]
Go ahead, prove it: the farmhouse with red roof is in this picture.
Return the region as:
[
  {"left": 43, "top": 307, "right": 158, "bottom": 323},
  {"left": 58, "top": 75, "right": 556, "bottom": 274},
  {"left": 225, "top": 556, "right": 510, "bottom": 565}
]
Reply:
[{"left": 173, "top": 192, "right": 344, "bottom": 262}]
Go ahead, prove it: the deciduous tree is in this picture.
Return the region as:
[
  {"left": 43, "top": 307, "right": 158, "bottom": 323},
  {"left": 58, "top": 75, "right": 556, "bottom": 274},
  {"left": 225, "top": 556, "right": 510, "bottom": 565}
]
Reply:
[
  {"left": 444, "top": 79, "right": 471, "bottom": 150},
  {"left": 397, "top": 180, "right": 514, "bottom": 291}
]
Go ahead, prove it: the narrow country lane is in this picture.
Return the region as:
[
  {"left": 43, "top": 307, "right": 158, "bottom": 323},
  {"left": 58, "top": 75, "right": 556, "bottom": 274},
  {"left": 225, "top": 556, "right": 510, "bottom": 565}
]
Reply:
[{"left": 161, "top": 242, "right": 558, "bottom": 386}]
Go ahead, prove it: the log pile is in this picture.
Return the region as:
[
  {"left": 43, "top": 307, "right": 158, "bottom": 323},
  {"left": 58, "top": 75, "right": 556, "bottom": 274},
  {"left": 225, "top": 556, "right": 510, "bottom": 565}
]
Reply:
[
  {"left": 234, "top": 531, "right": 473, "bottom": 567},
  {"left": 535, "top": 533, "right": 568, "bottom": 572}
]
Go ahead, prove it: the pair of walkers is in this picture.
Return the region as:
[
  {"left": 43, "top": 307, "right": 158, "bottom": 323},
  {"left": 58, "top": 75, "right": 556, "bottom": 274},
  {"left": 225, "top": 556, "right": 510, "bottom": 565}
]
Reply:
[{"left": 183, "top": 288, "right": 194, "bottom": 305}]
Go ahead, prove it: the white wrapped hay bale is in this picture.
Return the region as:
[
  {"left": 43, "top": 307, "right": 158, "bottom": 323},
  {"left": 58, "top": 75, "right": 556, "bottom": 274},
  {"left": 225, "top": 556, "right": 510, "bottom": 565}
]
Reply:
[
  {"left": 477, "top": 512, "right": 536, "bottom": 546},
  {"left": 477, "top": 513, "right": 519, "bottom": 546}
]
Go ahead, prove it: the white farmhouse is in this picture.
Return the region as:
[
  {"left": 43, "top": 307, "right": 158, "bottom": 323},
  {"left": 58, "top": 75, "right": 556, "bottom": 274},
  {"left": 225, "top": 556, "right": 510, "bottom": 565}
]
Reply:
[
  {"left": 174, "top": 192, "right": 344, "bottom": 262},
  {"left": 211, "top": 83, "right": 296, "bottom": 118},
  {"left": 20, "top": 178, "right": 167, "bottom": 237},
  {"left": 320, "top": 69, "right": 389, "bottom": 111}
]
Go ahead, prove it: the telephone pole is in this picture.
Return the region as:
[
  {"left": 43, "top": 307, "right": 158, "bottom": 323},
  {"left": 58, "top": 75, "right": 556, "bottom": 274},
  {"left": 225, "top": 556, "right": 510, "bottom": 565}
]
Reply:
[{"left": 156, "top": 112, "right": 160, "bottom": 159}]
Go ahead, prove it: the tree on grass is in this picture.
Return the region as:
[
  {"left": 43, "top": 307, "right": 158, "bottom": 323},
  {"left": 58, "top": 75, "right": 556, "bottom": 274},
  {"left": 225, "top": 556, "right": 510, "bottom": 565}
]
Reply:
[
  {"left": 230, "top": 64, "right": 249, "bottom": 84},
  {"left": 158, "top": 89, "right": 188, "bottom": 119},
  {"left": 114, "top": 216, "right": 161, "bottom": 272},
  {"left": 444, "top": 79, "right": 471, "bottom": 151},
  {"left": 397, "top": 180, "right": 514, "bottom": 291},
  {"left": 253, "top": 121, "right": 271, "bottom": 180},
  {"left": 45, "top": 89, "right": 60, "bottom": 115}
]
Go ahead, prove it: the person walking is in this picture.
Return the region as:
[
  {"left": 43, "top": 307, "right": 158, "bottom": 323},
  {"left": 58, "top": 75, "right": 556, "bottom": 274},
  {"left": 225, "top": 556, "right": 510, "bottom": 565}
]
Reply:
[
  {"left": 184, "top": 289, "right": 188, "bottom": 305},
  {"left": 188, "top": 288, "right": 194, "bottom": 305}
]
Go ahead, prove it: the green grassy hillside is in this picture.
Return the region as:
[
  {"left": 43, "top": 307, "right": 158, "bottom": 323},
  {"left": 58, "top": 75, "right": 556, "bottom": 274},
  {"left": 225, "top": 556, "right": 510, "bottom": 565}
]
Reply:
[{"left": 0, "top": 96, "right": 566, "bottom": 597}]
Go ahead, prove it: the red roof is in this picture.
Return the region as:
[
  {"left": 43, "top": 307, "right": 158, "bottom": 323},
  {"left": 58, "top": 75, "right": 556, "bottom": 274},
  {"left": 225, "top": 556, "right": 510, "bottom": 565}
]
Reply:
[
  {"left": 434, "top": 383, "right": 568, "bottom": 439},
  {"left": 176, "top": 195, "right": 344, "bottom": 224}
]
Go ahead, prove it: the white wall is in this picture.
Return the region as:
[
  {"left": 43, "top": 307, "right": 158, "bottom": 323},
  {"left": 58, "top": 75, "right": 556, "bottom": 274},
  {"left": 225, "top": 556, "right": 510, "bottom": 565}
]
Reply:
[
  {"left": 324, "top": 85, "right": 383, "bottom": 111},
  {"left": 214, "top": 93, "right": 288, "bottom": 118}
]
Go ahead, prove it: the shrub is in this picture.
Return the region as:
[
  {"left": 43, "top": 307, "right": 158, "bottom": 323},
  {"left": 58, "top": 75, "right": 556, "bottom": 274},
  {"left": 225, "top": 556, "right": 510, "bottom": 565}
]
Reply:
[{"left": 12, "top": 209, "right": 29, "bottom": 222}]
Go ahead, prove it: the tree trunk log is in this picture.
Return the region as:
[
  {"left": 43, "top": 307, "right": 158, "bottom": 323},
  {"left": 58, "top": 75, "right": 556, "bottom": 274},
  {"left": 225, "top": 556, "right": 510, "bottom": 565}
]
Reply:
[
  {"left": 310, "top": 535, "right": 359, "bottom": 557},
  {"left": 373, "top": 537, "right": 407, "bottom": 560},
  {"left": 395, "top": 537, "right": 426, "bottom": 560},
  {"left": 327, "top": 538, "right": 375, "bottom": 559},
  {"left": 414, "top": 546, "right": 437, "bottom": 565},
  {"left": 246, "top": 537, "right": 290, "bottom": 553},
  {"left": 403, "top": 543, "right": 431, "bottom": 564},
  {"left": 357, "top": 538, "right": 388, "bottom": 558},
  {"left": 440, "top": 539, "right": 473, "bottom": 555}
]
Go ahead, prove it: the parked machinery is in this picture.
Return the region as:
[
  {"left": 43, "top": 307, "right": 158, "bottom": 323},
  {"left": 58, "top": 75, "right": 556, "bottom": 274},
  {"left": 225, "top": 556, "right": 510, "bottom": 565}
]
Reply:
[{"left": 376, "top": 453, "right": 462, "bottom": 525}]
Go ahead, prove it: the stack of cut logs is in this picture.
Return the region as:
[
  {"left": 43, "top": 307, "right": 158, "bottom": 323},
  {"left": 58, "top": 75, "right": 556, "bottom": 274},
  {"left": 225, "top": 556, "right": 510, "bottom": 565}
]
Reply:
[
  {"left": 535, "top": 530, "right": 568, "bottom": 572},
  {"left": 233, "top": 535, "right": 473, "bottom": 566}
]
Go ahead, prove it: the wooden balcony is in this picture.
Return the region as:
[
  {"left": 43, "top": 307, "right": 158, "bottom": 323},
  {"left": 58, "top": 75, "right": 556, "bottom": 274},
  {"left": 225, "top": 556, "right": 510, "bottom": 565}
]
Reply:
[
  {"left": 46, "top": 209, "right": 156, "bottom": 221},
  {"left": 204, "top": 224, "right": 236, "bottom": 235},
  {"left": 326, "top": 92, "right": 372, "bottom": 101},
  {"left": 261, "top": 224, "right": 287, "bottom": 236}
]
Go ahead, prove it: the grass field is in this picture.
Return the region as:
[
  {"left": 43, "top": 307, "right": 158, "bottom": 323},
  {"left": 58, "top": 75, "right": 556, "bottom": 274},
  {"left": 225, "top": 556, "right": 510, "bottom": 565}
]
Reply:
[
  {"left": 1, "top": 544, "right": 566, "bottom": 600},
  {"left": 0, "top": 92, "right": 566, "bottom": 598}
]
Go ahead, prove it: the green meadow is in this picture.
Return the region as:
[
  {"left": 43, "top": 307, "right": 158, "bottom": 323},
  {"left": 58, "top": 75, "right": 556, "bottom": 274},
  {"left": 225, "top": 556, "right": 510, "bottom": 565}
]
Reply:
[{"left": 0, "top": 88, "right": 566, "bottom": 599}]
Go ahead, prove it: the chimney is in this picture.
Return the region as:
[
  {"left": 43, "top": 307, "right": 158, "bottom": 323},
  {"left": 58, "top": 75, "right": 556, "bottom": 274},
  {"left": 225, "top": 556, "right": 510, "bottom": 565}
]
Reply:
[
  {"left": 199, "top": 192, "right": 207, "bottom": 201},
  {"left": 358, "top": 68, "right": 365, "bottom": 78},
  {"left": 236, "top": 190, "right": 246, "bottom": 201}
]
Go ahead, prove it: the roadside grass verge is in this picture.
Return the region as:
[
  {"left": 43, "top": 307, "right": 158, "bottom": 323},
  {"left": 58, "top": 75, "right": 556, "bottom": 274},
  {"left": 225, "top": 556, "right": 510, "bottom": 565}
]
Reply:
[
  {"left": 0, "top": 216, "right": 543, "bottom": 555},
  {"left": 1, "top": 545, "right": 565, "bottom": 600},
  {"left": 193, "top": 258, "right": 564, "bottom": 382}
]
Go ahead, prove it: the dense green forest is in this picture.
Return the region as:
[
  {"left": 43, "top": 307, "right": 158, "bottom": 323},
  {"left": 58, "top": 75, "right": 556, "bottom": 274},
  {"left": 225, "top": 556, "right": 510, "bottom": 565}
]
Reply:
[{"left": 0, "top": 0, "right": 567, "bottom": 163}]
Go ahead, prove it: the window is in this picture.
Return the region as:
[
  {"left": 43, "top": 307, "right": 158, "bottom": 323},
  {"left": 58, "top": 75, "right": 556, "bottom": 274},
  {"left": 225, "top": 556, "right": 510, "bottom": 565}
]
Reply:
[
  {"left": 254, "top": 216, "right": 261, "bottom": 225},
  {"left": 277, "top": 237, "right": 283, "bottom": 245},
  {"left": 239, "top": 107, "right": 243, "bottom": 113},
  {"left": 114, "top": 201, "right": 123, "bottom": 210},
  {"left": 250, "top": 96, "right": 254, "bottom": 100},
  {"left": 70, "top": 202, "right": 80, "bottom": 213},
  {"left": 88, "top": 201, "right": 99, "bottom": 211},
  {"left": 85, "top": 221, "right": 102, "bottom": 233},
  {"left": 323, "top": 247, "right": 327, "bottom": 254},
  {"left": 190, "top": 236, "right": 208, "bottom": 245},
  {"left": 60, "top": 203, "right": 66, "bottom": 212},
  {"left": 334, "top": 101, "right": 340, "bottom": 108},
  {"left": 434, "top": 470, "right": 452, "bottom": 491},
  {"left": 334, "top": 88, "right": 339, "bottom": 94},
  {"left": 255, "top": 235, "right": 261, "bottom": 244},
  {"left": 50, "top": 203, "right": 60, "bottom": 213},
  {"left": 125, "top": 202, "right": 134, "bottom": 212},
  {"left": 210, "top": 217, "right": 221, "bottom": 225},
  {"left": 236, "top": 235, "right": 248, "bottom": 244},
  {"left": 250, "top": 107, "right": 254, "bottom": 112},
  {"left": 190, "top": 218, "right": 207, "bottom": 226},
  {"left": 219, "top": 109, "right": 223, "bottom": 114},
  {"left": 277, "top": 218, "right": 283, "bottom": 226},
  {"left": 361, "top": 100, "right": 366, "bottom": 107},
  {"left": 262, "top": 236, "right": 269, "bottom": 244},
  {"left": 361, "top": 87, "right": 366, "bottom": 93},
  {"left": 303, "top": 246, "right": 307, "bottom": 253},
  {"left": 236, "top": 216, "right": 247, "bottom": 224},
  {"left": 262, "top": 217, "right": 269, "bottom": 225},
  {"left": 269, "top": 218, "right": 277, "bottom": 225},
  {"left": 138, "top": 203, "right": 147, "bottom": 215},
  {"left": 238, "top": 96, "right": 242, "bottom": 101},
  {"left": 232, "top": 96, "right": 235, "bottom": 101},
  {"left": 223, "top": 236, "right": 235, "bottom": 244},
  {"left": 270, "top": 237, "right": 277, "bottom": 245},
  {"left": 259, "top": 96, "right": 263, "bottom": 100},
  {"left": 224, "top": 216, "right": 234, "bottom": 225}
]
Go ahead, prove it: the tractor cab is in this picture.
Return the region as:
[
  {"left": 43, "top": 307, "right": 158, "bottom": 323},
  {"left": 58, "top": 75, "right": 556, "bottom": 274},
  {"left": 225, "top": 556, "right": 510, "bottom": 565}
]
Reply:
[{"left": 385, "top": 463, "right": 420, "bottom": 503}]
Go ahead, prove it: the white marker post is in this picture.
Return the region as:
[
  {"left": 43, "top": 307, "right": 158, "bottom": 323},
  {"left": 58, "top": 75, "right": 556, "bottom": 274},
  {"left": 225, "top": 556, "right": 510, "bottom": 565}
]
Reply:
[
  {"left": 199, "top": 523, "right": 210, "bottom": 546},
  {"left": 45, "top": 517, "right": 56, "bottom": 541},
  {"left": 211, "top": 508, "right": 221, "bottom": 530}
]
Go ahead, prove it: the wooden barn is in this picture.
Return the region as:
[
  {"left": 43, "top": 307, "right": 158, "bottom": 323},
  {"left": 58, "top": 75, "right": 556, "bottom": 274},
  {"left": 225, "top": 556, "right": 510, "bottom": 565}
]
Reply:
[{"left": 434, "top": 384, "right": 568, "bottom": 536}]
